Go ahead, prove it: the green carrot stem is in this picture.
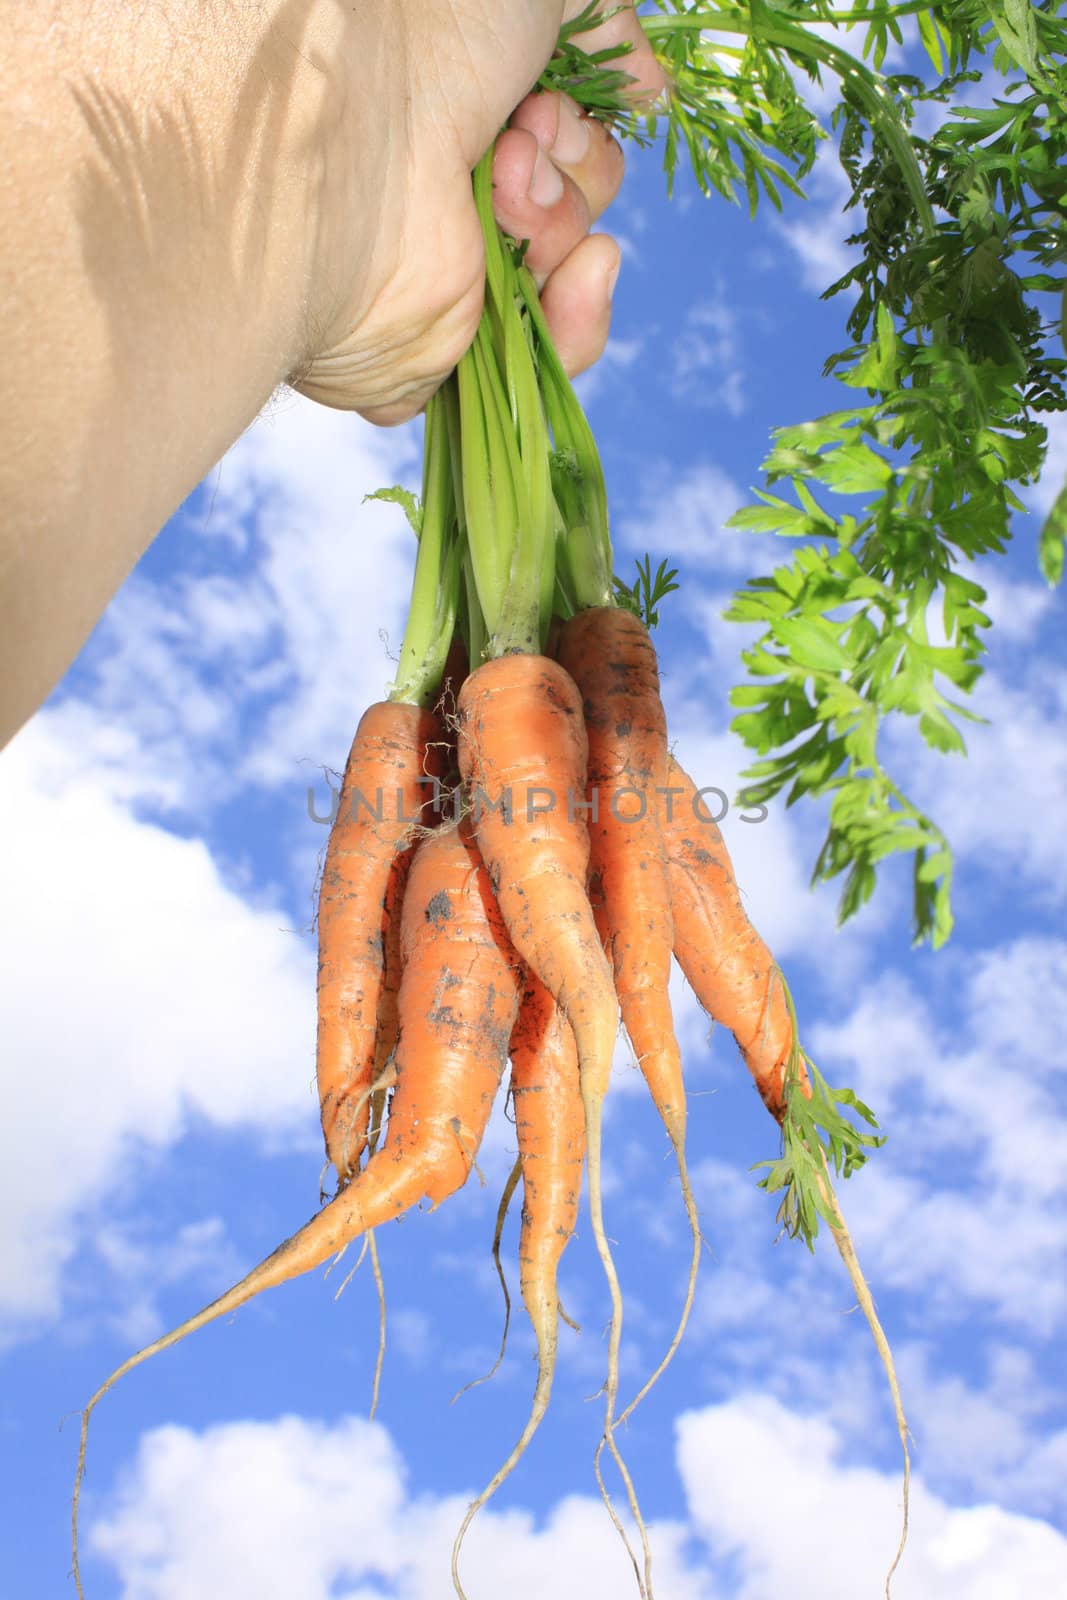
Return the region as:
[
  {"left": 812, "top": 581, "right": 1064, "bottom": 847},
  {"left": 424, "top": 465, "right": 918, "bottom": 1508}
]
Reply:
[
  {"left": 434, "top": 132, "right": 622, "bottom": 662},
  {"left": 391, "top": 393, "right": 459, "bottom": 707},
  {"left": 473, "top": 153, "right": 509, "bottom": 330},
  {"left": 469, "top": 322, "right": 525, "bottom": 638},
  {"left": 456, "top": 331, "right": 507, "bottom": 637},
  {"left": 440, "top": 376, "right": 482, "bottom": 670},
  {"left": 515, "top": 266, "right": 613, "bottom": 609},
  {"left": 517, "top": 268, "right": 611, "bottom": 555},
  {"left": 500, "top": 269, "right": 556, "bottom": 643},
  {"left": 463, "top": 167, "right": 558, "bottom": 656},
  {"left": 463, "top": 551, "right": 487, "bottom": 671}
]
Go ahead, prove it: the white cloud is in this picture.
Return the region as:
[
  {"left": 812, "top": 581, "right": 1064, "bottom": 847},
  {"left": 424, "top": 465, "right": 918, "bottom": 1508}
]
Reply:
[
  {"left": 971, "top": 563, "right": 1058, "bottom": 641},
  {"left": 87, "top": 1413, "right": 709, "bottom": 1600},
  {"left": 84, "top": 1398, "right": 1067, "bottom": 1599},
  {"left": 769, "top": 145, "right": 857, "bottom": 294},
  {"left": 894, "top": 1342, "right": 1067, "bottom": 1521},
  {"left": 389, "top": 1307, "right": 434, "bottom": 1368},
  {"left": 811, "top": 937, "right": 1067, "bottom": 1335},
  {"left": 964, "top": 939, "right": 1067, "bottom": 1069},
  {"left": 844, "top": 1166, "right": 1067, "bottom": 1337},
  {"left": 223, "top": 400, "right": 419, "bottom": 786},
  {"left": 677, "top": 1394, "right": 1067, "bottom": 1599},
  {"left": 572, "top": 330, "right": 650, "bottom": 410},
  {"left": 0, "top": 714, "right": 314, "bottom": 1339},
  {"left": 617, "top": 461, "right": 752, "bottom": 573},
  {"left": 670, "top": 296, "right": 746, "bottom": 415},
  {"left": 604, "top": 335, "right": 644, "bottom": 368},
  {"left": 896, "top": 665, "right": 1067, "bottom": 904},
  {"left": 63, "top": 395, "right": 421, "bottom": 812},
  {"left": 93, "top": 1218, "right": 240, "bottom": 1349},
  {"left": 679, "top": 1143, "right": 1067, "bottom": 1528}
]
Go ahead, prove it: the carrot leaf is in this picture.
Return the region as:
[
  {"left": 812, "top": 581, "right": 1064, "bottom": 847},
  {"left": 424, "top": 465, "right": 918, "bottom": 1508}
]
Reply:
[
  {"left": 614, "top": 555, "right": 681, "bottom": 629},
  {"left": 1040, "top": 479, "right": 1067, "bottom": 586},
  {"left": 364, "top": 486, "right": 422, "bottom": 540},
  {"left": 538, "top": 3, "right": 642, "bottom": 124},
  {"left": 753, "top": 1045, "right": 884, "bottom": 1254},
  {"left": 705, "top": 1, "right": 1067, "bottom": 946}
]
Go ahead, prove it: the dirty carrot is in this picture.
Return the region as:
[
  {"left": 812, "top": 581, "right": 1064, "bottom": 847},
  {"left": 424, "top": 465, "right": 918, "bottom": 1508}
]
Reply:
[
  {"left": 316, "top": 375, "right": 461, "bottom": 1183},
  {"left": 370, "top": 838, "right": 416, "bottom": 1088},
  {"left": 558, "top": 607, "right": 702, "bottom": 1592},
  {"left": 452, "top": 975, "right": 584, "bottom": 1597},
  {"left": 511, "top": 983, "right": 584, "bottom": 1401},
  {"left": 456, "top": 654, "right": 618, "bottom": 1111},
  {"left": 661, "top": 753, "right": 801, "bottom": 1119},
  {"left": 458, "top": 655, "right": 613, "bottom": 1086},
  {"left": 316, "top": 700, "right": 443, "bottom": 1182},
  {"left": 663, "top": 758, "right": 910, "bottom": 1586},
  {"left": 456, "top": 652, "right": 651, "bottom": 1594},
  {"left": 557, "top": 607, "right": 685, "bottom": 1146}
]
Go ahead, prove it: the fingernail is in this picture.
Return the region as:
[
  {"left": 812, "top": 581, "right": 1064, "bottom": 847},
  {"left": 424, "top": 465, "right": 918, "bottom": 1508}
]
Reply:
[
  {"left": 607, "top": 260, "right": 621, "bottom": 301},
  {"left": 528, "top": 147, "right": 564, "bottom": 208},
  {"left": 552, "top": 99, "right": 590, "bottom": 166}
]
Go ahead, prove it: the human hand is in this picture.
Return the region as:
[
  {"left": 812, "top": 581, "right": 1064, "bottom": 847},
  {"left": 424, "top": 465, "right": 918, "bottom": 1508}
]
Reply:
[
  {"left": 0, "top": 1, "right": 664, "bottom": 743},
  {"left": 290, "top": 1, "right": 665, "bottom": 424}
]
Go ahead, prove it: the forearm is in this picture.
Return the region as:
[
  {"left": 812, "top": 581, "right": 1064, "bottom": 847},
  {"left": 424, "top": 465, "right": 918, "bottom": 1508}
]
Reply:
[{"left": 0, "top": 1, "right": 369, "bottom": 743}]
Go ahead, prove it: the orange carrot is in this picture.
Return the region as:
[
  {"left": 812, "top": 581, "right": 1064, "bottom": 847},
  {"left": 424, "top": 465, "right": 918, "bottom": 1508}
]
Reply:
[
  {"left": 322, "top": 816, "right": 529, "bottom": 1257},
  {"left": 456, "top": 654, "right": 649, "bottom": 1590},
  {"left": 370, "top": 839, "right": 416, "bottom": 1090},
  {"left": 317, "top": 700, "right": 443, "bottom": 1181},
  {"left": 558, "top": 608, "right": 702, "bottom": 1598},
  {"left": 368, "top": 639, "right": 466, "bottom": 1153},
  {"left": 456, "top": 654, "right": 618, "bottom": 1108},
  {"left": 511, "top": 980, "right": 584, "bottom": 1369},
  {"left": 557, "top": 606, "right": 685, "bottom": 1147},
  {"left": 664, "top": 759, "right": 909, "bottom": 1582},
  {"left": 661, "top": 753, "right": 802, "bottom": 1119},
  {"left": 73, "top": 818, "right": 523, "bottom": 1598},
  {"left": 452, "top": 976, "right": 584, "bottom": 1593}
]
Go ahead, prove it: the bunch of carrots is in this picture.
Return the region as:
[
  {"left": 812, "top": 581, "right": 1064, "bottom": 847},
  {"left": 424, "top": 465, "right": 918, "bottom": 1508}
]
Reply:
[{"left": 73, "top": 13, "right": 908, "bottom": 1600}]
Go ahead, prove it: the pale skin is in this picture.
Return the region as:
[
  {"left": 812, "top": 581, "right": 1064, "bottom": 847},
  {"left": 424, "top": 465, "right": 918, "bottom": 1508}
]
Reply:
[{"left": 0, "top": 1, "right": 665, "bottom": 747}]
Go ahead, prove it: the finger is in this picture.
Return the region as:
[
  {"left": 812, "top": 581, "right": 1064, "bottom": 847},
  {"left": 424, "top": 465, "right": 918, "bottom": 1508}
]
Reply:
[
  {"left": 561, "top": 1, "right": 667, "bottom": 105},
  {"left": 508, "top": 90, "right": 624, "bottom": 224},
  {"left": 491, "top": 122, "right": 612, "bottom": 287},
  {"left": 539, "top": 232, "right": 620, "bottom": 379}
]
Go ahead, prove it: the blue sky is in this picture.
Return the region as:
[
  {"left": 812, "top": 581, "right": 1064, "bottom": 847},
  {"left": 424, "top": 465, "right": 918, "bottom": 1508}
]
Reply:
[{"left": 3, "top": 20, "right": 1067, "bottom": 1600}]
